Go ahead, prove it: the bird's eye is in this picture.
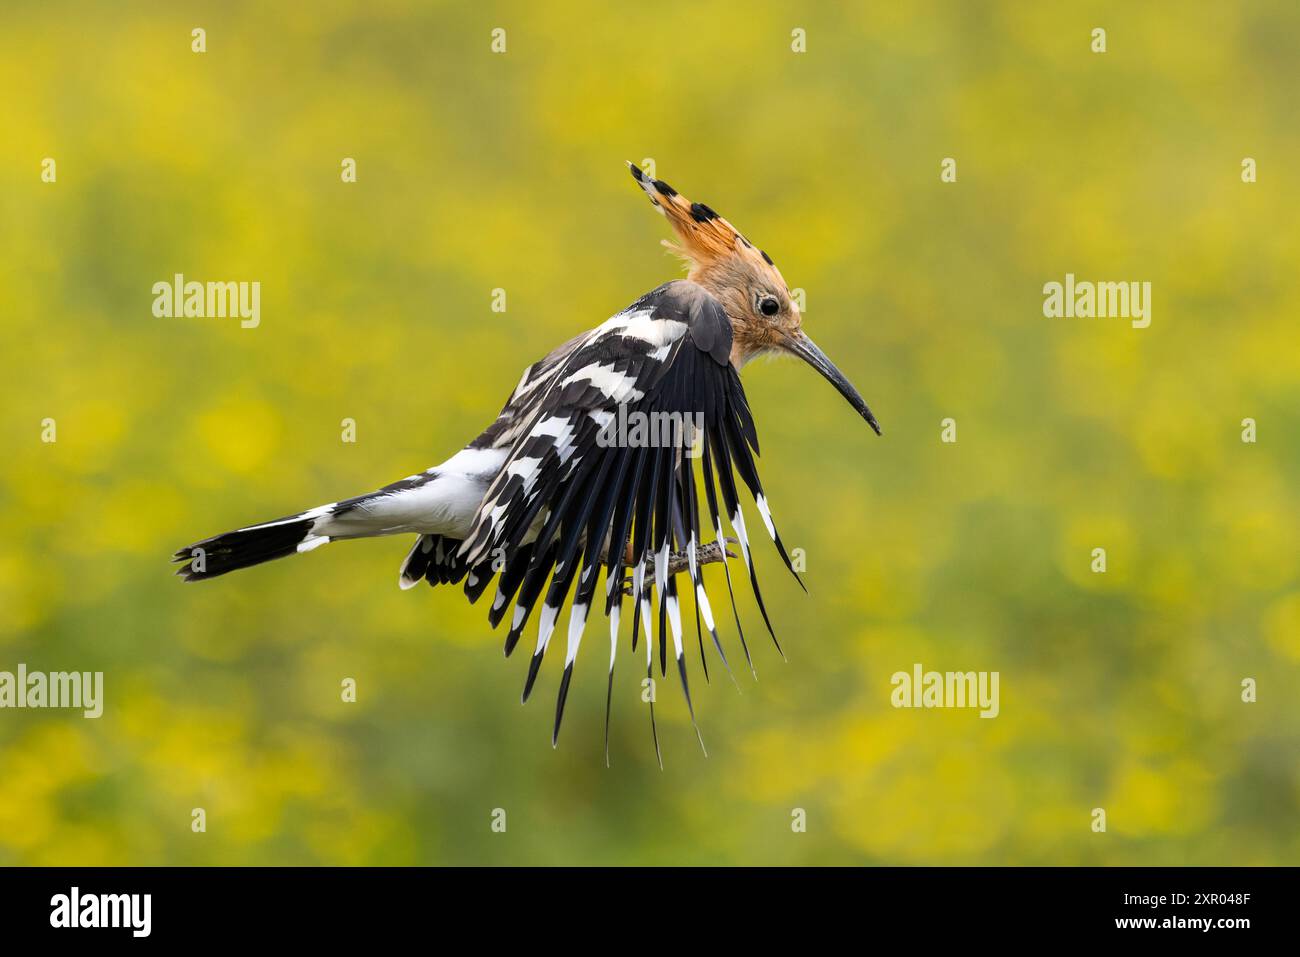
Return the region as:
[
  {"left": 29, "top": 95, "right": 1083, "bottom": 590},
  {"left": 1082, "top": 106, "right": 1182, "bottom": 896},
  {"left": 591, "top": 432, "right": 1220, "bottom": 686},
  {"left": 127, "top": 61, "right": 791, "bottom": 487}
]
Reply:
[{"left": 759, "top": 296, "right": 780, "bottom": 317}]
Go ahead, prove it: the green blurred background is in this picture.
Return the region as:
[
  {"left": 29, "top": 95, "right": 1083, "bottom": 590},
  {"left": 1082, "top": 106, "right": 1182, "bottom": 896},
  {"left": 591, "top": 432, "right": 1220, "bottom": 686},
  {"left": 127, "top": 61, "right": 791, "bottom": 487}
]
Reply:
[{"left": 2, "top": 0, "right": 1298, "bottom": 865}]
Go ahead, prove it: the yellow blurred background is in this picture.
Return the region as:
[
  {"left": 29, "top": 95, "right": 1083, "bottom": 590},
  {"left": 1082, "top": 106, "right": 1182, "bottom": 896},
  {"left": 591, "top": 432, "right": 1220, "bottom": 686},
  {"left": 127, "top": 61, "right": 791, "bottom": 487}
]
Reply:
[{"left": 1, "top": 0, "right": 1297, "bottom": 865}]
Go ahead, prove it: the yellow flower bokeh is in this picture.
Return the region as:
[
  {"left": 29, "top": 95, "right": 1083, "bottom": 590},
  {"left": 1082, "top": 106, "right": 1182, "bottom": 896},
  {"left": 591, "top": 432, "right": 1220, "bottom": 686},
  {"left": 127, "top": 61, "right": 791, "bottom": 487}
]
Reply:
[{"left": 1, "top": 0, "right": 1297, "bottom": 865}]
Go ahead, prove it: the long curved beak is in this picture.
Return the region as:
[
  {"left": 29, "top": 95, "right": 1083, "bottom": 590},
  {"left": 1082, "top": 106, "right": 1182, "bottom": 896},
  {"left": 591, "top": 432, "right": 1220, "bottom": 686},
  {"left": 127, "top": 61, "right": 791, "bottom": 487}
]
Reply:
[{"left": 785, "top": 332, "right": 881, "bottom": 435}]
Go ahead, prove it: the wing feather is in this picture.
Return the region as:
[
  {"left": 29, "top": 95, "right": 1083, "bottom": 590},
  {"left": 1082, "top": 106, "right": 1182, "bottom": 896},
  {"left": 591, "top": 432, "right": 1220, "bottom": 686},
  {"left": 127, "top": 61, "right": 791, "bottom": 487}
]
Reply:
[{"left": 460, "top": 280, "right": 796, "bottom": 750}]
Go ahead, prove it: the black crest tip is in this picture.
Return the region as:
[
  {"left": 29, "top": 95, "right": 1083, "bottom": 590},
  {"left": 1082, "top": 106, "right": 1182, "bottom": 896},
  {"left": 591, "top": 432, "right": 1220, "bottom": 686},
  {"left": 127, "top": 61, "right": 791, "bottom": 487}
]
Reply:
[{"left": 690, "top": 202, "right": 719, "bottom": 223}]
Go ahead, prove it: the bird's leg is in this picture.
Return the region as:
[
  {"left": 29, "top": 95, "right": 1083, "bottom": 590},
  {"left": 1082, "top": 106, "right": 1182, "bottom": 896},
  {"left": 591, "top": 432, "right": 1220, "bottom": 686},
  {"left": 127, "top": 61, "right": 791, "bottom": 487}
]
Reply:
[
  {"left": 617, "top": 539, "right": 738, "bottom": 595},
  {"left": 663, "top": 539, "right": 738, "bottom": 576}
]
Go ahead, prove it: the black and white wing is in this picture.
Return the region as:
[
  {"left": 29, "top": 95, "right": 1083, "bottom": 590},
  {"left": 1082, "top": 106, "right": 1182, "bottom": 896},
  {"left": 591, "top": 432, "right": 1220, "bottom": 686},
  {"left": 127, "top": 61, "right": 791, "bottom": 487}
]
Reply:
[{"left": 457, "top": 280, "right": 802, "bottom": 757}]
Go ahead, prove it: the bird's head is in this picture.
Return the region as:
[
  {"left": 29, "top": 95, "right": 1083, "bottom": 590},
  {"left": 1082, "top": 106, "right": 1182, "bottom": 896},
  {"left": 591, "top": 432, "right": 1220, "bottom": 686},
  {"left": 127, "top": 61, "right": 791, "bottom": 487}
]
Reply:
[{"left": 628, "top": 162, "right": 880, "bottom": 434}]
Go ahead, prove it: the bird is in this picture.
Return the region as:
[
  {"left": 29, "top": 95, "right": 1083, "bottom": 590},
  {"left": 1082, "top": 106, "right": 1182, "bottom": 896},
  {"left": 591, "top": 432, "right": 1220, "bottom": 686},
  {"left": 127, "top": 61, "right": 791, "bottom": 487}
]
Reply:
[{"left": 173, "top": 163, "right": 881, "bottom": 762}]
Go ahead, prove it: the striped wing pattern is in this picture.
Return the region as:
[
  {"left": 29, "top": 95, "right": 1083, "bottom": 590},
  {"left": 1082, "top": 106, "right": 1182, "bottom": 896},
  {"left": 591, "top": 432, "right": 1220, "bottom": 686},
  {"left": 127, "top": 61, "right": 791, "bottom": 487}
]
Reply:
[{"left": 458, "top": 280, "right": 802, "bottom": 759}]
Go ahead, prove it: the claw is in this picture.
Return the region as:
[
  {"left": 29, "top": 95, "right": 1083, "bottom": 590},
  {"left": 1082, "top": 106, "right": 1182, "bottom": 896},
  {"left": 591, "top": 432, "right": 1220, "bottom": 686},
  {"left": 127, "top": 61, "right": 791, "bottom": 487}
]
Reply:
[{"left": 622, "top": 537, "right": 736, "bottom": 593}]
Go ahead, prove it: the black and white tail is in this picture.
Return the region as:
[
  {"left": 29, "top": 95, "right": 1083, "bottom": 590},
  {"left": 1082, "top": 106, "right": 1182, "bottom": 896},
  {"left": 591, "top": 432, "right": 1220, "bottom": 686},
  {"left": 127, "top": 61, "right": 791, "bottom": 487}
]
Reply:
[
  {"left": 172, "top": 450, "right": 506, "bottom": 583},
  {"left": 172, "top": 506, "right": 335, "bottom": 582}
]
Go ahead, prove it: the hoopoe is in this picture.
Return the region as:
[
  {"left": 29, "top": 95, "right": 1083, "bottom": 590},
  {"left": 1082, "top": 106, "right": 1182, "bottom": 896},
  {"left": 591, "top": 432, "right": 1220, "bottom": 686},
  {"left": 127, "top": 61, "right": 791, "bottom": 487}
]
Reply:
[{"left": 174, "top": 164, "right": 881, "bottom": 760}]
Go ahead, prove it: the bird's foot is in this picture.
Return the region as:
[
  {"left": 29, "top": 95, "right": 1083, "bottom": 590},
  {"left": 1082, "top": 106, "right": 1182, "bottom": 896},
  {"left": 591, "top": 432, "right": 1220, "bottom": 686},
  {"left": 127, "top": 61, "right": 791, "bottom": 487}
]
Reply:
[{"left": 621, "top": 539, "right": 738, "bottom": 595}]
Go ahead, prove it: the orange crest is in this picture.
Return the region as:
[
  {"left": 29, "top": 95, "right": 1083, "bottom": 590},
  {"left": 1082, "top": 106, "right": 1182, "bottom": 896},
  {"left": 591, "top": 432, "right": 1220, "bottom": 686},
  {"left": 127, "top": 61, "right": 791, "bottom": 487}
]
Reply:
[{"left": 627, "top": 162, "right": 788, "bottom": 293}]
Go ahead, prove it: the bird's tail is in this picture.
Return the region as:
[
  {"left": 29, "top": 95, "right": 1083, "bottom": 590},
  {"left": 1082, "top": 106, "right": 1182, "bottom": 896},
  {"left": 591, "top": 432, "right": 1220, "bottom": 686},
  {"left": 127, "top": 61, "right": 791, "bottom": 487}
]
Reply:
[
  {"left": 173, "top": 455, "right": 492, "bottom": 583},
  {"left": 172, "top": 507, "right": 336, "bottom": 582}
]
